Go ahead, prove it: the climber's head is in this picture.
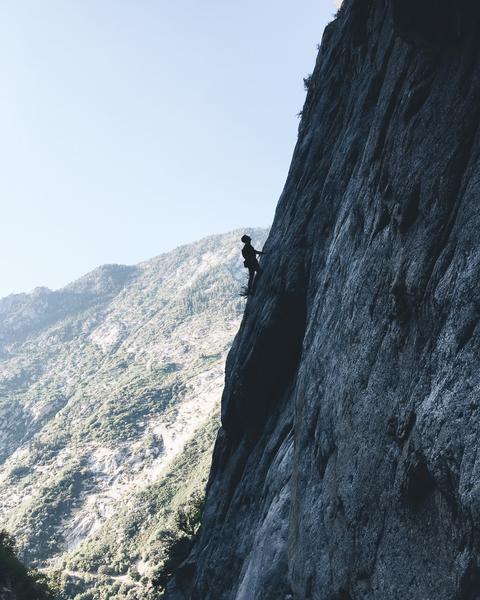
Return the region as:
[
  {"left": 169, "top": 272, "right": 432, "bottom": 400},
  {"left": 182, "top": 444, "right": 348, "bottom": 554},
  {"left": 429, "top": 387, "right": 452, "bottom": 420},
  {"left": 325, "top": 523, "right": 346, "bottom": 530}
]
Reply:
[{"left": 241, "top": 235, "right": 251, "bottom": 244}]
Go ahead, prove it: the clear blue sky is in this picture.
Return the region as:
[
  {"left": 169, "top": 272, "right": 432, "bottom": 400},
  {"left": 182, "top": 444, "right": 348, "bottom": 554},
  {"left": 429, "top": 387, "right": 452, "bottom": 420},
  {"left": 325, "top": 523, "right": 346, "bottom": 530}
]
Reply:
[{"left": 0, "top": 1, "right": 335, "bottom": 298}]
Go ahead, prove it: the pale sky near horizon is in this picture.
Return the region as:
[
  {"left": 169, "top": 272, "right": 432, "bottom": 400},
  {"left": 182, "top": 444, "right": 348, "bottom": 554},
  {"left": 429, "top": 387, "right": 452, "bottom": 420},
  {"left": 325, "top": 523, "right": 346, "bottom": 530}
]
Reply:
[{"left": 0, "top": 1, "right": 335, "bottom": 298}]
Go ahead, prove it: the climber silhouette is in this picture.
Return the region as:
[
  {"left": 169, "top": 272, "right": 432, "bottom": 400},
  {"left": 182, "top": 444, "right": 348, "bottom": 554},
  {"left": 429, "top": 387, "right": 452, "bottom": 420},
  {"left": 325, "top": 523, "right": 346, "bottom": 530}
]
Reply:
[{"left": 241, "top": 234, "right": 265, "bottom": 295}]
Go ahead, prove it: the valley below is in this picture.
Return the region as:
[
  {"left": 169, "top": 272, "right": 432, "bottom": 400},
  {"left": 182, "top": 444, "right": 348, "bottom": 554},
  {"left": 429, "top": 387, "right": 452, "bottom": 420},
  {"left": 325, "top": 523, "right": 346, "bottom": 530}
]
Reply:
[{"left": 0, "top": 228, "right": 267, "bottom": 599}]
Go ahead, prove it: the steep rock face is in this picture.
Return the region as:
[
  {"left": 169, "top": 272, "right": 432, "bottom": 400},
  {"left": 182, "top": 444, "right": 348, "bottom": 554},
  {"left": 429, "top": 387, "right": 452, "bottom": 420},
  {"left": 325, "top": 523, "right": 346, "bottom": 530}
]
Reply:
[{"left": 170, "top": 2, "right": 480, "bottom": 598}]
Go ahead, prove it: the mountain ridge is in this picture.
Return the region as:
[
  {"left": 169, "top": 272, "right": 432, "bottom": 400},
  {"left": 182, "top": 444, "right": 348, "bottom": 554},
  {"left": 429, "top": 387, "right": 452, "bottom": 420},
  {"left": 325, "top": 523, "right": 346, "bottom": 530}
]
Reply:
[{"left": 0, "top": 227, "right": 267, "bottom": 599}]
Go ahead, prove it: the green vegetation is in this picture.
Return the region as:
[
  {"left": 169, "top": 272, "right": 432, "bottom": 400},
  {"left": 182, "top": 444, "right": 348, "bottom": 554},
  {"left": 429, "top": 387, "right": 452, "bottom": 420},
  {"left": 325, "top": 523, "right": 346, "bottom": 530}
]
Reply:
[
  {"left": 152, "top": 492, "right": 204, "bottom": 593},
  {"left": 0, "top": 530, "right": 55, "bottom": 599},
  {"left": 0, "top": 229, "right": 268, "bottom": 599},
  {"left": 52, "top": 414, "right": 218, "bottom": 599},
  {"left": 9, "top": 463, "right": 93, "bottom": 565}
]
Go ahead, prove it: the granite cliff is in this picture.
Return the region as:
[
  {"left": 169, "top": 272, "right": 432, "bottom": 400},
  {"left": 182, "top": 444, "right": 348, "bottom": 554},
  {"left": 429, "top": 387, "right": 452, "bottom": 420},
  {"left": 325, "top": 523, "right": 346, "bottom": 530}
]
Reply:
[{"left": 167, "top": 1, "right": 480, "bottom": 598}]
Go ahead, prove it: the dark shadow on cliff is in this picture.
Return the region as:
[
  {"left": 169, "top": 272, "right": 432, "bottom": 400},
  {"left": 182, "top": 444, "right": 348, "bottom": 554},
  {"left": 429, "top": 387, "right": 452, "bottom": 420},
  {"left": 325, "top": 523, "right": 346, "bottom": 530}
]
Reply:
[
  {"left": 392, "top": 0, "right": 480, "bottom": 47},
  {"left": 223, "top": 270, "right": 308, "bottom": 443}
]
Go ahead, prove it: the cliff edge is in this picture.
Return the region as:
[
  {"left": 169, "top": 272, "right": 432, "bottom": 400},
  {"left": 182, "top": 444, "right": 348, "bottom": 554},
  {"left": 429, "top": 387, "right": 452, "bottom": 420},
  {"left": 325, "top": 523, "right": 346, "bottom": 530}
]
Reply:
[{"left": 167, "top": 1, "right": 480, "bottom": 597}]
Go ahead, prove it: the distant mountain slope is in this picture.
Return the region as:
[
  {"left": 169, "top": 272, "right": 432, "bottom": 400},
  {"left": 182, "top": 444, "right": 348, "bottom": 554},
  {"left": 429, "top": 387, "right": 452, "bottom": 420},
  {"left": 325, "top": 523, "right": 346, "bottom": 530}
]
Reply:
[
  {"left": 0, "top": 529, "right": 54, "bottom": 600},
  {"left": 0, "top": 228, "right": 267, "bottom": 598}
]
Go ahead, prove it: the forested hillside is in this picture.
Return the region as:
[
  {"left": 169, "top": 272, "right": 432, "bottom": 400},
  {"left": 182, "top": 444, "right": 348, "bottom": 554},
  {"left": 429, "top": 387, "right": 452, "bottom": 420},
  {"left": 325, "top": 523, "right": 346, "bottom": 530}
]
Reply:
[{"left": 0, "top": 228, "right": 267, "bottom": 599}]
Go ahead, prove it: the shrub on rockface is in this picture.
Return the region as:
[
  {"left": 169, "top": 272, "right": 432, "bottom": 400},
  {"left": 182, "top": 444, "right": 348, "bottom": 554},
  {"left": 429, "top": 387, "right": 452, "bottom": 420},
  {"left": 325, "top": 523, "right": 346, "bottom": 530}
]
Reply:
[{"left": 151, "top": 492, "right": 204, "bottom": 593}]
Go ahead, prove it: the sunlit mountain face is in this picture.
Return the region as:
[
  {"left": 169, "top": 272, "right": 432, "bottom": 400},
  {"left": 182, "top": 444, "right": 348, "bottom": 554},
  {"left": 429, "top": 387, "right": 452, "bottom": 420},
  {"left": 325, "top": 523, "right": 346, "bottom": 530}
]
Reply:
[{"left": 0, "top": 228, "right": 267, "bottom": 599}]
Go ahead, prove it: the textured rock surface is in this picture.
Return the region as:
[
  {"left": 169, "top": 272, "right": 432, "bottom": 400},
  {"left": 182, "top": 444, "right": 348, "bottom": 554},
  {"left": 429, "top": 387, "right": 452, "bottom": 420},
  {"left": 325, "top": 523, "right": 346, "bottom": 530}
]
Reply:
[{"left": 168, "top": 1, "right": 480, "bottom": 598}]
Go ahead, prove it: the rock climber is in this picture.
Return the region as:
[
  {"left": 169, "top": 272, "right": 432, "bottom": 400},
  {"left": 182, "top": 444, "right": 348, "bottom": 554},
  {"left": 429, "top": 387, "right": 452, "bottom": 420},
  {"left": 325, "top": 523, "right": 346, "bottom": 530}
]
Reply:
[{"left": 241, "top": 234, "right": 265, "bottom": 295}]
